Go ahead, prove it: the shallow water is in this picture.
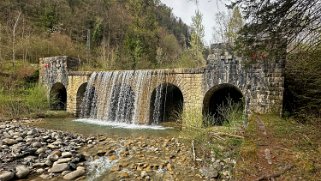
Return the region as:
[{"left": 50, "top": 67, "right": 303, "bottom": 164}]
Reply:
[{"left": 29, "top": 117, "right": 180, "bottom": 138}]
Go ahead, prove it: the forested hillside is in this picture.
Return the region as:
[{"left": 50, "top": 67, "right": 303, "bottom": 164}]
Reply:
[{"left": 0, "top": 0, "right": 196, "bottom": 70}]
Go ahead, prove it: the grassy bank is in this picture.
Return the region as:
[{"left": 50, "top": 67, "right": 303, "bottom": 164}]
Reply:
[
  {"left": 179, "top": 103, "right": 245, "bottom": 179},
  {"left": 234, "top": 114, "right": 321, "bottom": 180},
  {"left": 0, "top": 61, "right": 51, "bottom": 120}
]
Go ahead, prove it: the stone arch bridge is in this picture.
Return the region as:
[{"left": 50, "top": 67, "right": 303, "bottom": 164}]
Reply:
[{"left": 40, "top": 56, "right": 284, "bottom": 126}]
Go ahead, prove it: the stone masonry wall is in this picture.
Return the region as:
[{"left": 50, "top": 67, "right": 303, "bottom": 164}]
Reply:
[{"left": 40, "top": 56, "right": 284, "bottom": 126}]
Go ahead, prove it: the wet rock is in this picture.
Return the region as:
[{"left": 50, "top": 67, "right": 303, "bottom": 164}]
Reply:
[
  {"left": 15, "top": 165, "right": 30, "bottom": 179},
  {"left": 0, "top": 171, "right": 14, "bottom": 181},
  {"left": 63, "top": 167, "right": 85, "bottom": 180},
  {"left": 49, "top": 163, "right": 69, "bottom": 173}
]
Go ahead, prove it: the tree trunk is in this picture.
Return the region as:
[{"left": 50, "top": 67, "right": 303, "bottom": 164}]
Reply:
[{"left": 12, "top": 11, "right": 22, "bottom": 67}]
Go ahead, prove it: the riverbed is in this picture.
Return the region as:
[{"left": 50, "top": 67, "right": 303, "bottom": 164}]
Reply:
[{"left": 0, "top": 118, "right": 235, "bottom": 181}]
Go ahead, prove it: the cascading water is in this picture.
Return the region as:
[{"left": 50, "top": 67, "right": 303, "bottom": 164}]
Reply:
[{"left": 78, "top": 70, "right": 168, "bottom": 126}]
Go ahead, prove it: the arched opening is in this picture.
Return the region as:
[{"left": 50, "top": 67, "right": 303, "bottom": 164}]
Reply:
[
  {"left": 108, "top": 84, "right": 135, "bottom": 123},
  {"left": 203, "top": 84, "right": 243, "bottom": 126},
  {"left": 76, "top": 83, "right": 88, "bottom": 117},
  {"left": 150, "top": 83, "right": 184, "bottom": 124},
  {"left": 50, "top": 83, "right": 67, "bottom": 110}
]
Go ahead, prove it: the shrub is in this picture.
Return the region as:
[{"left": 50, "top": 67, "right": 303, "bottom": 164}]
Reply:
[
  {"left": 0, "top": 85, "right": 49, "bottom": 119},
  {"left": 25, "top": 85, "right": 49, "bottom": 113},
  {"left": 203, "top": 98, "right": 244, "bottom": 127}
]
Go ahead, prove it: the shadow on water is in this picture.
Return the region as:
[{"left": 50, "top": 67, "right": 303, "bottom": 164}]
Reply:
[{"left": 29, "top": 118, "right": 180, "bottom": 138}]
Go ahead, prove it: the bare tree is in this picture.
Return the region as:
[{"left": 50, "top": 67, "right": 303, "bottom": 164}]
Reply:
[
  {"left": 12, "top": 11, "right": 21, "bottom": 66},
  {"left": 212, "top": 11, "right": 230, "bottom": 43}
]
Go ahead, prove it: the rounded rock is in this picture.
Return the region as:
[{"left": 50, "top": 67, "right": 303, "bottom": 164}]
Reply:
[
  {"left": 15, "top": 165, "right": 30, "bottom": 179},
  {"left": 63, "top": 167, "right": 85, "bottom": 180},
  {"left": 0, "top": 171, "right": 14, "bottom": 181}
]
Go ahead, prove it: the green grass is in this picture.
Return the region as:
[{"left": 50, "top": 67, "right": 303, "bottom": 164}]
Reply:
[
  {"left": 234, "top": 114, "right": 321, "bottom": 180},
  {"left": 0, "top": 84, "right": 49, "bottom": 119},
  {"left": 180, "top": 103, "right": 245, "bottom": 161}
]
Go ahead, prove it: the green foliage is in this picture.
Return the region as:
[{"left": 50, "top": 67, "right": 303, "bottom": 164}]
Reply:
[
  {"left": 204, "top": 98, "right": 244, "bottom": 127},
  {"left": 231, "top": 0, "right": 318, "bottom": 58},
  {"left": 284, "top": 48, "right": 321, "bottom": 120},
  {"left": 0, "top": 0, "right": 191, "bottom": 69},
  {"left": 25, "top": 85, "right": 49, "bottom": 112},
  {"left": 190, "top": 10, "right": 205, "bottom": 66},
  {"left": 0, "top": 85, "right": 49, "bottom": 119}
]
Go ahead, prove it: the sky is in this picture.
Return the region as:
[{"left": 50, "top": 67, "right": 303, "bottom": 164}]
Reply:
[{"left": 161, "top": 0, "right": 228, "bottom": 45}]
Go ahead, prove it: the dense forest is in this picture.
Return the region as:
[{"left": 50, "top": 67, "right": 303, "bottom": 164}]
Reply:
[{"left": 0, "top": 0, "right": 207, "bottom": 70}]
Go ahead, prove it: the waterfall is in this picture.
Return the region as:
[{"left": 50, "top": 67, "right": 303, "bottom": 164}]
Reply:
[{"left": 79, "top": 70, "right": 167, "bottom": 125}]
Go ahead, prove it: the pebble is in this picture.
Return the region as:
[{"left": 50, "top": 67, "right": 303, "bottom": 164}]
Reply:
[
  {"left": 15, "top": 165, "right": 30, "bottom": 179},
  {"left": 54, "top": 158, "right": 72, "bottom": 164},
  {"left": 0, "top": 171, "right": 14, "bottom": 181},
  {"left": 63, "top": 167, "right": 86, "bottom": 180},
  {"left": 2, "top": 138, "right": 17, "bottom": 145},
  {"left": 49, "top": 163, "right": 69, "bottom": 173},
  {"left": 0, "top": 120, "right": 236, "bottom": 181},
  {"left": 36, "top": 168, "right": 45, "bottom": 174},
  {"left": 62, "top": 152, "right": 72, "bottom": 158}
]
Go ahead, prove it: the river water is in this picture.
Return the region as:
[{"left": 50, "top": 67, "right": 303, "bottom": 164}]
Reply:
[{"left": 30, "top": 117, "right": 180, "bottom": 138}]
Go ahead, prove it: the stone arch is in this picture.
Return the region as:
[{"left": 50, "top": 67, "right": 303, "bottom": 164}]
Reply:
[
  {"left": 76, "top": 82, "right": 88, "bottom": 117},
  {"left": 108, "top": 84, "right": 135, "bottom": 123},
  {"left": 50, "top": 82, "right": 67, "bottom": 110},
  {"left": 203, "top": 84, "right": 243, "bottom": 125},
  {"left": 150, "top": 83, "right": 184, "bottom": 124}
]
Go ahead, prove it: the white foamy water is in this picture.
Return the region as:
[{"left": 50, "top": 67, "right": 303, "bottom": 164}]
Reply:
[
  {"left": 74, "top": 119, "right": 168, "bottom": 130},
  {"left": 86, "top": 156, "right": 117, "bottom": 181}
]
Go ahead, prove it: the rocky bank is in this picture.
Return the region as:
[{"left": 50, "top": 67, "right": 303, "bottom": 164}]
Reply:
[{"left": 0, "top": 120, "right": 236, "bottom": 180}]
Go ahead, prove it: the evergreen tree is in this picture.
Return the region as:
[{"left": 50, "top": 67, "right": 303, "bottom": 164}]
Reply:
[{"left": 190, "top": 10, "right": 205, "bottom": 65}]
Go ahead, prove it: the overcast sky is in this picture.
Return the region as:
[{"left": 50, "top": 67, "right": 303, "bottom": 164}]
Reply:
[{"left": 161, "top": 0, "right": 228, "bottom": 46}]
